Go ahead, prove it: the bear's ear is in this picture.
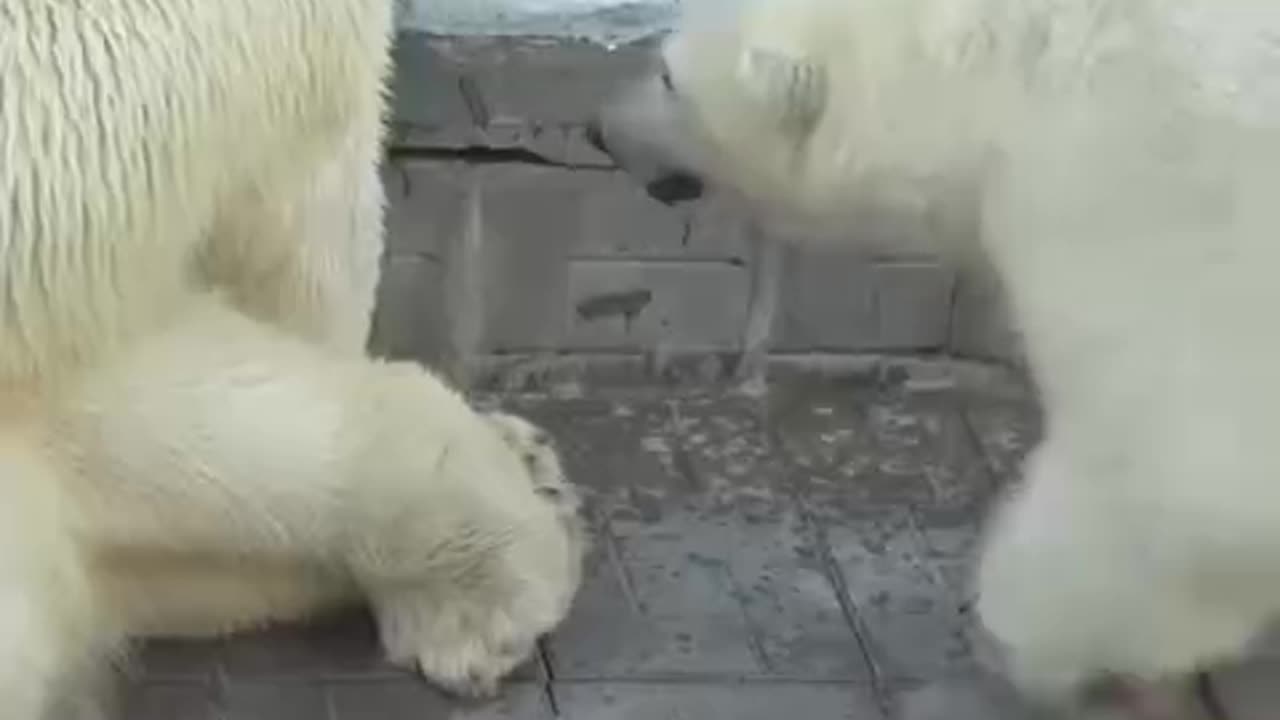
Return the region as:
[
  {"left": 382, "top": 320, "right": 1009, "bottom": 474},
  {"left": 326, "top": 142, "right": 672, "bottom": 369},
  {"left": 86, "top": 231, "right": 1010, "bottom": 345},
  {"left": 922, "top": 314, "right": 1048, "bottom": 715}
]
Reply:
[{"left": 737, "top": 48, "right": 828, "bottom": 138}]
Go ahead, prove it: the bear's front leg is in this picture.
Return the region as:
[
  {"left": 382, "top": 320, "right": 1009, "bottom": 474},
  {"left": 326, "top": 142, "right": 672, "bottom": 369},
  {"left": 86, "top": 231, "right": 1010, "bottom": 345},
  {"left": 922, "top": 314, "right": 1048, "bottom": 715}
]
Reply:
[
  {"left": 345, "top": 404, "right": 586, "bottom": 698},
  {"left": 375, "top": 411, "right": 585, "bottom": 698},
  {"left": 54, "top": 297, "right": 585, "bottom": 697},
  {"left": 973, "top": 436, "right": 1254, "bottom": 719}
]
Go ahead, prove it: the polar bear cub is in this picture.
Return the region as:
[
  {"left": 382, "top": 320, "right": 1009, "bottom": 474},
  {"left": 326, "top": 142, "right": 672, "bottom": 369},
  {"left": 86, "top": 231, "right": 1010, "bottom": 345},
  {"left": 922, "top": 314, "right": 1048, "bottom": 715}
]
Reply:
[
  {"left": 592, "top": 0, "right": 1280, "bottom": 712},
  {"left": 3, "top": 296, "right": 585, "bottom": 717}
]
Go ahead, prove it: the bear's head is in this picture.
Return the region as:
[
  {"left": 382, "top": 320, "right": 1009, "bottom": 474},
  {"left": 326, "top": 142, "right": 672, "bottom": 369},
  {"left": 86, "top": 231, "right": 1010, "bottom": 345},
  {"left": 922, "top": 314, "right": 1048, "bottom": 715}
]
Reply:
[
  {"left": 591, "top": 0, "right": 994, "bottom": 250},
  {"left": 589, "top": 0, "right": 844, "bottom": 222}
]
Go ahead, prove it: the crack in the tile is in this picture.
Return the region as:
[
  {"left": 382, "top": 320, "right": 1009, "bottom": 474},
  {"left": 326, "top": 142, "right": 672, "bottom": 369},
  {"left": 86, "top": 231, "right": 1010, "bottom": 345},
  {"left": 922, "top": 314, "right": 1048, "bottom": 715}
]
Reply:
[
  {"left": 536, "top": 639, "right": 562, "bottom": 717},
  {"left": 801, "top": 503, "right": 893, "bottom": 718},
  {"left": 958, "top": 408, "right": 1005, "bottom": 486},
  {"left": 761, "top": 418, "right": 893, "bottom": 718},
  {"left": 600, "top": 515, "right": 645, "bottom": 617},
  {"left": 1196, "top": 670, "right": 1231, "bottom": 720}
]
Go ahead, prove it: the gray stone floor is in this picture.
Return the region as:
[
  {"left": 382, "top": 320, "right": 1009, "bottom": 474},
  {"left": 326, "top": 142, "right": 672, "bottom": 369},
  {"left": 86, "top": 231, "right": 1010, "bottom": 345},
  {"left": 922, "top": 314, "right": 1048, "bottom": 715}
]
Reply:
[{"left": 113, "top": 377, "right": 1277, "bottom": 719}]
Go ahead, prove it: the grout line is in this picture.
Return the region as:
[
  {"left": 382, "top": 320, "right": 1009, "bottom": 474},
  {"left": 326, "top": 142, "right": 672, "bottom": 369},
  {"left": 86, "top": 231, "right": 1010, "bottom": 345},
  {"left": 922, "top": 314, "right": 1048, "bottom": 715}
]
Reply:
[
  {"left": 760, "top": 414, "right": 893, "bottom": 717},
  {"left": 1196, "top": 671, "right": 1231, "bottom": 720},
  {"left": 664, "top": 397, "right": 781, "bottom": 676},
  {"left": 799, "top": 504, "right": 893, "bottom": 718},
  {"left": 543, "top": 676, "right": 877, "bottom": 686},
  {"left": 599, "top": 515, "right": 644, "bottom": 617},
  {"left": 536, "top": 640, "right": 562, "bottom": 717}
]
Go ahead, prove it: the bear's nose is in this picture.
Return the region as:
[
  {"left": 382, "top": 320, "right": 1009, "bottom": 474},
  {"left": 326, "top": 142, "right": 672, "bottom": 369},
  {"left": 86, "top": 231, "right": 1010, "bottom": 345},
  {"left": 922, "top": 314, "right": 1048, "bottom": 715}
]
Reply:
[{"left": 645, "top": 172, "right": 704, "bottom": 205}]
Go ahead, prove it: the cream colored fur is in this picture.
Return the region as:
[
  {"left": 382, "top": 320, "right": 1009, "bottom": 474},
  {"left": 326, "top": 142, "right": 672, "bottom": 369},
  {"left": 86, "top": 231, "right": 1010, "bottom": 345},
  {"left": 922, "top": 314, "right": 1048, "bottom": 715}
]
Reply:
[
  {"left": 595, "top": 0, "right": 1280, "bottom": 708},
  {"left": 1, "top": 3, "right": 588, "bottom": 717},
  {"left": 1, "top": 0, "right": 392, "bottom": 384},
  {"left": 10, "top": 297, "right": 585, "bottom": 715}
]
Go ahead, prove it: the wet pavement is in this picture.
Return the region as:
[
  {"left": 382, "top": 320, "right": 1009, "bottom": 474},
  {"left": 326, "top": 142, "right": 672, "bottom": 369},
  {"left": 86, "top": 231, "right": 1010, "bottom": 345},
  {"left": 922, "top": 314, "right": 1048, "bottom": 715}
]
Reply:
[{"left": 113, "top": 376, "right": 1278, "bottom": 719}]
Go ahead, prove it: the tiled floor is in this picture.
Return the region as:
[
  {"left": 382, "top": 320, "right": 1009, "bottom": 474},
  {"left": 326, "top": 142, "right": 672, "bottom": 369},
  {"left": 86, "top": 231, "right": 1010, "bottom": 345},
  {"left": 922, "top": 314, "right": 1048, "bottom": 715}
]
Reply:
[{"left": 111, "top": 376, "right": 1276, "bottom": 719}]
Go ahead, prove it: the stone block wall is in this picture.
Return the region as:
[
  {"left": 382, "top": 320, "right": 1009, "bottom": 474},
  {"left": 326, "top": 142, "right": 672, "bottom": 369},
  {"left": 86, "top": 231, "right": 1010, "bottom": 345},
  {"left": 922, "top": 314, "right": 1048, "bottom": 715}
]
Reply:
[{"left": 370, "top": 33, "right": 1022, "bottom": 388}]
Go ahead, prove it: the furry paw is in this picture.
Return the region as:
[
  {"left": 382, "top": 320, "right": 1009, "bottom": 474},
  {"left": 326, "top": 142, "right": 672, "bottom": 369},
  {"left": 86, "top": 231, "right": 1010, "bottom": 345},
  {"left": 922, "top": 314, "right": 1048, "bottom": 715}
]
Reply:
[
  {"left": 483, "top": 411, "right": 586, "bottom": 522},
  {"left": 371, "top": 412, "right": 586, "bottom": 699},
  {"left": 363, "top": 410, "right": 587, "bottom": 698},
  {"left": 374, "top": 591, "right": 544, "bottom": 698}
]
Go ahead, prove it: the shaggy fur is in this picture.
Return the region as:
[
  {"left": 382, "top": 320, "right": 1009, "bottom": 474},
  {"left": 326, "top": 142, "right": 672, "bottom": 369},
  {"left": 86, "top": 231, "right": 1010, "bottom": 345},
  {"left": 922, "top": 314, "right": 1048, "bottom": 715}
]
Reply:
[
  {"left": 592, "top": 0, "right": 1280, "bottom": 710},
  {"left": 0, "top": 3, "right": 587, "bottom": 717},
  {"left": 1, "top": 0, "right": 391, "bottom": 384},
  {"left": 13, "top": 296, "right": 586, "bottom": 716}
]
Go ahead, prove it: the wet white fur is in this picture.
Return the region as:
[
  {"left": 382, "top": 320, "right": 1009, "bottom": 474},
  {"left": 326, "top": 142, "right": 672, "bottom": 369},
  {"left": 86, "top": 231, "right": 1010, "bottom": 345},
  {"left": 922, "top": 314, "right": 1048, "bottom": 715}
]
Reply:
[
  {"left": 0, "top": 3, "right": 587, "bottom": 716},
  {"left": 7, "top": 295, "right": 586, "bottom": 718},
  {"left": 1, "top": 0, "right": 391, "bottom": 383},
  {"left": 598, "top": 0, "right": 1280, "bottom": 700}
]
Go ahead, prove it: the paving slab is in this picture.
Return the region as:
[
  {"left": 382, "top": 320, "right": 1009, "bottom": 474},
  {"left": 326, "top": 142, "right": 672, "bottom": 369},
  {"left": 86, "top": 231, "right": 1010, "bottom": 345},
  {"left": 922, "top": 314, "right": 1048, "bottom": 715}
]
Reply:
[
  {"left": 767, "top": 380, "right": 987, "bottom": 694},
  {"left": 110, "top": 381, "right": 1015, "bottom": 718},
  {"left": 118, "top": 682, "right": 215, "bottom": 720},
  {"left": 504, "top": 393, "right": 868, "bottom": 684},
  {"left": 109, "top": 379, "right": 1279, "bottom": 720},
  {"left": 959, "top": 391, "right": 1042, "bottom": 484},
  {"left": 517, "top": 396, "right": 774, "bottom": 680},
  {"left": 328, "top": 681, "right": 554, "bottom": 720},
  {"left": 1208, "top": 659, "right": 1280, "bottom": 720},
  {"left": 553, "top": 682, "right": 883, "bottom": 720}
]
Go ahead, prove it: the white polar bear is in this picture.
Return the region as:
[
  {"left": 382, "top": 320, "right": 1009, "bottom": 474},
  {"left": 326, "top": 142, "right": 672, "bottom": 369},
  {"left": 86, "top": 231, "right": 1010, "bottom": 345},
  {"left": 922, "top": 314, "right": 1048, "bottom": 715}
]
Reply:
[
  {"left": 8, "top": 295, "right": 586, "bottom": 718},
  {"left": 591, "top": 0, "right": 1280, "bottom": 713},
  {"left": 0, "top": 2, "right": 587, "bottom": 717},
  {"left": 1, "top": 0, "right": 392, "bottom": 385}
]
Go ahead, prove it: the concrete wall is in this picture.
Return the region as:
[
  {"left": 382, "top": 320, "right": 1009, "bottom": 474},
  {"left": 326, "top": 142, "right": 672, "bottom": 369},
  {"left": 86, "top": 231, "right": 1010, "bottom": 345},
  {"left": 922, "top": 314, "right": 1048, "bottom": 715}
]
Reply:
[
  {"left": 372, "top": 32, "right": 1022, "bottom": 389},
  {"left": 395, "top": 0, "right": 680, "bottom": 45}
]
